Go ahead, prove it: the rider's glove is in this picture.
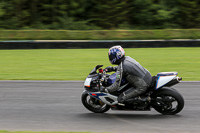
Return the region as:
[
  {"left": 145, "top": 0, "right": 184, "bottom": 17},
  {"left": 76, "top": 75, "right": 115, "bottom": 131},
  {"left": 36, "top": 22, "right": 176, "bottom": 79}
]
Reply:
[
  {"left": 104, "top": 66, "right": 118, "bottom": 72},
  {"left": 104, "top": 66, "right": 114, "bottom": 72}
]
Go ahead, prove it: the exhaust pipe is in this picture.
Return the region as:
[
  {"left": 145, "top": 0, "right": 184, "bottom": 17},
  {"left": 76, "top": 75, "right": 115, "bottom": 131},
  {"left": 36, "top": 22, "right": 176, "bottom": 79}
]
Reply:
[
  {"left": 165, "top": 77, "right": 182, "bottom": 87},
  {"left": 178, "top": 77, "right": 182, "bottom": 81}
]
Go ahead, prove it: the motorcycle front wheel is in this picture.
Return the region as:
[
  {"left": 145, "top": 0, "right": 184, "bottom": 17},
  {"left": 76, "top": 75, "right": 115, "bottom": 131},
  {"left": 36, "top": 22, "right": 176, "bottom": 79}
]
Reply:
[
  {"left": 81, "top": 92, "right": 110, "bottom": 113},
  {"left": 151, "top": 87, "right": 184, "bottom": 115}
]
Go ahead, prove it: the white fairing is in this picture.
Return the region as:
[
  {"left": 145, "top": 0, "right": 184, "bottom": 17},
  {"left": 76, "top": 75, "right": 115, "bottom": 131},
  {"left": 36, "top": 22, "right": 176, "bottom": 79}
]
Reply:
[
  {"left": 99, "top": 93, "right": 118, "bottom": 106},
  {"left": 156, "top": 75, "right": 176, "bottom": 89},
  {"left": 89, "top": 92, "right": 118, "bottom": 106}
]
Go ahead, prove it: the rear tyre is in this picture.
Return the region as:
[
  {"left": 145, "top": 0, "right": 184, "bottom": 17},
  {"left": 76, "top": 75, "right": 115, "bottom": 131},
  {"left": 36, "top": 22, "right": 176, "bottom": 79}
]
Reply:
[
  {"left": 81, "top": 92, "right": 110, "bottom": 113},
  {"left": 151, "top": 88, "right": 184, "bottom": 115}
]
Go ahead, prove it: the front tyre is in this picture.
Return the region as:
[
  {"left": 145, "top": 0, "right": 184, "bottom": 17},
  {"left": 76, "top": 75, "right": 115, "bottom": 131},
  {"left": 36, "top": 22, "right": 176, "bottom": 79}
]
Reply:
[
  {"left": 81, "top": 92, "right": 110, "bottom": 113},
  {"left": 151, "top": 88, "right": 184, "bottom": 115}
]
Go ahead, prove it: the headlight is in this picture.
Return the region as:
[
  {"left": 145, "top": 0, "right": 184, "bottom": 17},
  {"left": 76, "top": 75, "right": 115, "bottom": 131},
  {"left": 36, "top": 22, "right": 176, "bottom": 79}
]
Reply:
[{"left": 84, "top": 78, "right": 92, "bottom": 88}]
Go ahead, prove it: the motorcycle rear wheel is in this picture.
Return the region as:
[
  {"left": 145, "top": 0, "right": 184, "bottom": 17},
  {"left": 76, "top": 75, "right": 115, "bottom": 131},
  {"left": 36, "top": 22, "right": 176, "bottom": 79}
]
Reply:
[
  {"left": 81, "top": 92, "right": 110, "bottom": 113},
  {"left": 151, "top": 88, "right": 184, "bottom": 115}
]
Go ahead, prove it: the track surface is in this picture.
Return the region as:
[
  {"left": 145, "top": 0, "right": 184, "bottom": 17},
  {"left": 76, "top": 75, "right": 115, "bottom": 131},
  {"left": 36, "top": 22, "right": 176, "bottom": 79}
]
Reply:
[{"left": 0, "top": 81, "right": 200, "bottom": 133}]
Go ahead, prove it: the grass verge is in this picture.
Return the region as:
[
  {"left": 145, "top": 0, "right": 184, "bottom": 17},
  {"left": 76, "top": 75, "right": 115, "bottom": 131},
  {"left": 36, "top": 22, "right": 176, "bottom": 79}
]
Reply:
[
  {"left": 0, "top": 29, "right": 200, "bottom": 40},
  {"left": 0, "top": 47, "right": 199, "bottom": 81},
  {"left": 0, "top": 131, "right": 94, "bottom": 133}
]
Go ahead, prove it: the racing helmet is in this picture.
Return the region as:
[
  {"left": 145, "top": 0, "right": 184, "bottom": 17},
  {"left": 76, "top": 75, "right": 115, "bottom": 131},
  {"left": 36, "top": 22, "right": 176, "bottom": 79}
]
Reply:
[{"left": 108, "top": 45, "right": 125, "bottom": 65}]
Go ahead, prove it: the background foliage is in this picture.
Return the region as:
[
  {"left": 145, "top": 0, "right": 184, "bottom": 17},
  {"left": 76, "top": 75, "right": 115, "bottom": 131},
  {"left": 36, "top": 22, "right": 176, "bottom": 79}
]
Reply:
[{"left": 0, "top": 0, "right": 200, "bottom": 30}]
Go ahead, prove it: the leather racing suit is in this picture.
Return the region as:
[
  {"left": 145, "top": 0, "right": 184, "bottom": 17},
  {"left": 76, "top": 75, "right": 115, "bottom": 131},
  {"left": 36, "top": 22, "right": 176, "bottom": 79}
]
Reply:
[{"left": 105, "top": 56, "right": 152, "bottom": 103}]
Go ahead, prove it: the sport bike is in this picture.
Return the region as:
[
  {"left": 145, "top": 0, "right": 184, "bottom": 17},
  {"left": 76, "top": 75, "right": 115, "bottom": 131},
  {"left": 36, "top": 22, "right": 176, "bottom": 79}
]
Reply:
[{"left": 81, "top": 65, "right": 184, "bottom": 115}]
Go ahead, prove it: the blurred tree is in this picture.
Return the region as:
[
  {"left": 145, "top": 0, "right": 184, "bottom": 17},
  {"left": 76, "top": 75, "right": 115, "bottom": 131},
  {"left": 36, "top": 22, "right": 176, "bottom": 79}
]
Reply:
[
  {"left": 151, "top": 0, "right": 177, "bottom": 28},
  {"left": 0, "top": 0, "right": 199, "bottom": 29},
  {"left": 65, "top": 0, "right": 88, "bottom": 20},
  {"left": 175, "top": 0, "right": 200, "bottom": 28},
  {"left": 37, "top": 0, "right": 67, "bottom": 28},
  {"left": 0, "top": 0, "right": 17, "bottom": 29},
  {"left": 14, "top": 0, "right": 31, "bottom": 27},
  {"left": 87, "top": 0, "right": 129, "bottom": 29},
  {"left": 128, "top": 0, "right": 177, "bottom": 29},
  {"left": 128, "top": 0, "right": 154, "bottom": 28},
  {"left": 0, "top": 1, "right": 5, "bottom": 17},
  {"left": 0, "top": 0, "right": 68, "bottom": 29},
  {"left": 0, "top": 0, "right": 39, "bottom": 29}
]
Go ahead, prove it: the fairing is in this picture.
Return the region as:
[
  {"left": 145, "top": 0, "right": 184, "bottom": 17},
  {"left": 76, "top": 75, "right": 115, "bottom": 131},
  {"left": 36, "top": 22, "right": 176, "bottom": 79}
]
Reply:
[
  {"left": 155, "top": 72, "right": 178, "bottom": 89},
  {"left": 107, "top": 73, "right": 127, "bottom": 86}
]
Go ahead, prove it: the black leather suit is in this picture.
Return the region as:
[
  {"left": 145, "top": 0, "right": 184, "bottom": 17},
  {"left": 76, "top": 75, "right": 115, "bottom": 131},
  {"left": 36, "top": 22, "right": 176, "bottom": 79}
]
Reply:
[{"left": 105, "top": 56, "right": 152, "bottom": 102}]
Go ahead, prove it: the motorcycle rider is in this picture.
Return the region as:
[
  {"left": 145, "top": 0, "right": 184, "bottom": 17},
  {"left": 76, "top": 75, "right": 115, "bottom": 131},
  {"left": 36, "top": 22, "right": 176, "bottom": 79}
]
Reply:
[{"left": 102, "top": 45, "right": 152, "bottom": 103}]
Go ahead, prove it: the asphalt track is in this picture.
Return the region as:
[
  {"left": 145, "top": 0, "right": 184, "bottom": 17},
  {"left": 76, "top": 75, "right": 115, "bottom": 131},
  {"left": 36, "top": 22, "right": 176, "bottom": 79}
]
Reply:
[{"left": 0, "top": 81, "right": 200, "bottom": 133}]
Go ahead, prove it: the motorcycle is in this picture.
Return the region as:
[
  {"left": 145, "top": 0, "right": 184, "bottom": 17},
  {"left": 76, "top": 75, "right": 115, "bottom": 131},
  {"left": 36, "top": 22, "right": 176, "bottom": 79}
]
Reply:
[{"left": 81, "top": 65, "right": 184, "bottom": 115}]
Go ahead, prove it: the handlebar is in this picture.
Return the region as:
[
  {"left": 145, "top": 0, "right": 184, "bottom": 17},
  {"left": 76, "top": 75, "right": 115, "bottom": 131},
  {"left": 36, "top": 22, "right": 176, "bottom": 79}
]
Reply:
[{"left": 97, "top": 67, "right": 110, "bottom": 86}]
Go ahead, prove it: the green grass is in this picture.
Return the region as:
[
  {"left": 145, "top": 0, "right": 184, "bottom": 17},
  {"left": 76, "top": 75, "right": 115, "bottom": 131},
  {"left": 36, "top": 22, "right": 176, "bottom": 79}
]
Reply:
[
  {"left": 0, "top": 131, "right": 93, "bottom": 133},
  {"left": 0, "top": 29, "right": 200, "bottom": 40},
  {"left": 0, "top": 48, "right": 200, "bottom": 81}
]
